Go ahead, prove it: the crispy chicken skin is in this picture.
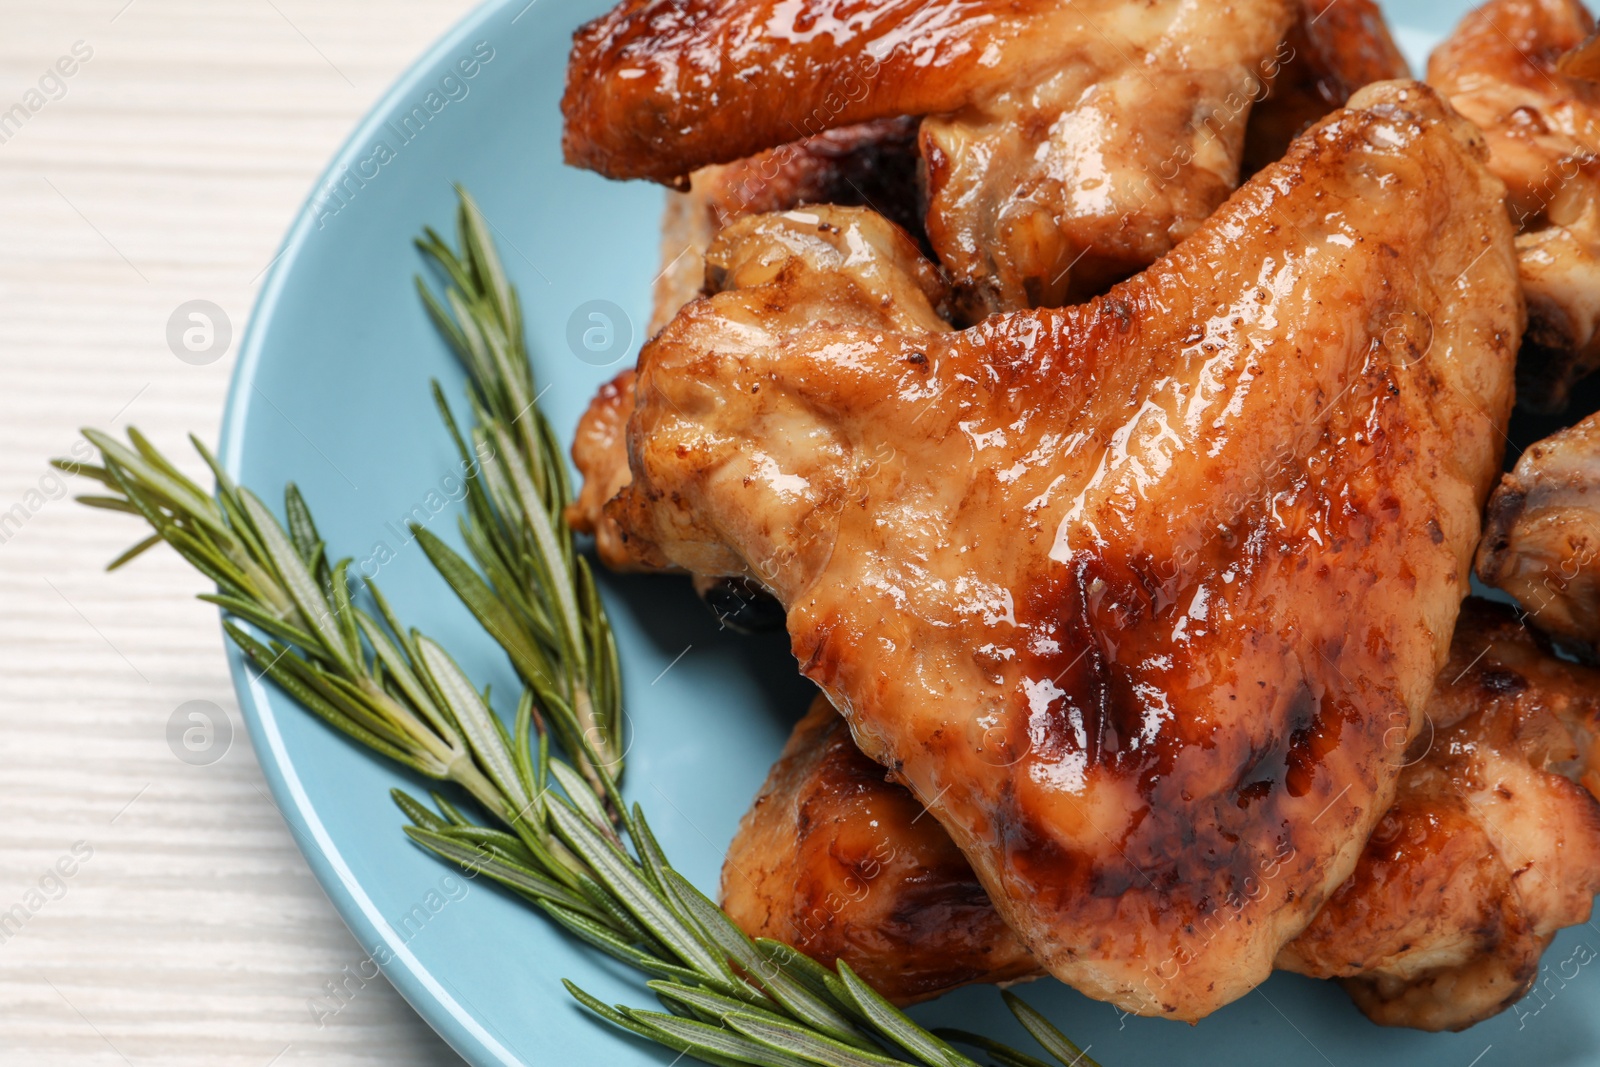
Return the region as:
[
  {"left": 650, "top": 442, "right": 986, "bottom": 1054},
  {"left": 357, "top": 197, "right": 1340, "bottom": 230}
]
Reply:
[
  {"left": 727, "top": 601, "right": 1600, "bottom": 1029},
  {"left": 1429, "top": 0, "right": 1600, "bottom": 412},
  {"left": 1478, "top": 410, "right": 1600, "bottom": 648},
  {"left": 564, "top": 0, "right": 1294, "bottom": 312},
  {"left": 723, "top": 695, "right": 1039, "bottom": 1003},
  {"left": 610, "top": 82, "right": 1521, "bottom": 1019}
]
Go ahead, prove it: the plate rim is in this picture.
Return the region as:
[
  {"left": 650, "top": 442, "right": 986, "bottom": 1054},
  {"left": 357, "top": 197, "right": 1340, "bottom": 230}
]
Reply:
[{"left": 218, "top": 0, "right": 530, "bottom": 1063}]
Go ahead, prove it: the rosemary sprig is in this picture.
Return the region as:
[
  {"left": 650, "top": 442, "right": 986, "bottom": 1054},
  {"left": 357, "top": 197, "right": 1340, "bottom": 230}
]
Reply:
[
  {"left": 58, "top": 431, "right": 513, "bottom": 824},
  {"left": 412, "top": 188, "right": 623, "bottom": 798},
  {"left": 58, "top": 188, "right": 1102, "bottom": 1067}
]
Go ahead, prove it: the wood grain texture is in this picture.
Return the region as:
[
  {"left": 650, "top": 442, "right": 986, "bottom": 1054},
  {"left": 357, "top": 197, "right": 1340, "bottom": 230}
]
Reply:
[{"left": 0, "top": 2, "right": 480, "bottom": 1063}]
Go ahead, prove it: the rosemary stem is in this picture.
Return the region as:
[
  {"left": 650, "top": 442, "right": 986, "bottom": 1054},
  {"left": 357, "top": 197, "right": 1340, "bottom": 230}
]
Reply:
[
  {"left": 362, "top": 677, "right": 457, "bottom": 757},
  {"left": 569, "top": 685, "right": 611, "bottom": 800},
  {"left": 446, "top": 754, "right": 513, "bottom": 824}
]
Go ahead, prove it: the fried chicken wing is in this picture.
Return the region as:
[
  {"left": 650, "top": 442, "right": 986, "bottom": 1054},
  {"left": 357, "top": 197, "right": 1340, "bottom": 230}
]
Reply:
[
  {"left": 565, "top": 0, "right": 1294, "bottom": 312},
  {"left": 1281, "top": 598, "right": 1600, "bottom": 1029},
  {"left": 726, "top": 601, "right": 1600, "bottom": 1030},
  {"left": 574, "top": 119, "right": 929, "bottom": 574},
  {"left": 1429, "top": 0, "right": 1600, "bottom": 412},
  {"left": 610, "top": 82, "right": 1521, "bottom": 1019},
  {"left": 1478, "top": 410, "right": 1600, "bottom": 648},
  {"left": 723, "top": 694, "right": 1039, "bottom": 1003}
]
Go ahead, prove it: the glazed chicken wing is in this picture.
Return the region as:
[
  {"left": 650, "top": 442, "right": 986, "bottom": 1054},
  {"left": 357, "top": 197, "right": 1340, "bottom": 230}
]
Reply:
[
  {"left": 1478, "top": 410, "right": 1600, "bottom": 648},
  {"left": 625, "top": 0, "right": 1406, "bottom": 322},
  {"left": 1430, "top": 0, "right": 1600, "bottom": 412},
  {"left": 561, "top": 0, "right": 1292, "bottom": 185},
  {"left": 727, "top": 601, "right": 1600, "bottom": 1030},
  {"left": 565, "top": 0, "right": 1295, "bottom": 312},
  {"left": 609, "top": 82, "right": 1521, "bottom": 1020},
  {"left": 1281, "top": 598, "right": 1600, "bottom": 1029},
  {"left": 723, "top": 694, "right": 1040, "bottom": 1003}
]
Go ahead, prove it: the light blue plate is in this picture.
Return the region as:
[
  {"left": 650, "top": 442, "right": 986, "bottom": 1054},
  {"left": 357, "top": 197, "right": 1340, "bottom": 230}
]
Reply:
[{"left": 220, "top": 2, "right": 1600, "bottom": 1064}]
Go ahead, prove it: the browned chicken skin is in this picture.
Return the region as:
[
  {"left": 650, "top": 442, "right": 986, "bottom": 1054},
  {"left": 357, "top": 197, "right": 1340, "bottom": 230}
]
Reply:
[
  {"left": 561, "top": 0, "right": 1290, "bottom": 186},
  {"left": 574, "top": 120, "right": 930, "bottom": 574},
  {"left": 1429, "top": 0, "right": 1600, "bottom": 412},
  {"left": 727, "top": 601, "right": 1600, "bottom": 1031},
  {"left": 609, "top": 83, "right": 1521, "bottom": 1019},
  {"left": 1478, "top": 410, "right": 1600, "bottom": 648},
  {"left": 564, "top": 0, "right": 1410, "bottom": 566},
  {"left": 912, "top": 1, "right": 1293, "bottom": 311},
  {"left": 723, "top": 694, "right": 1040, "bottom": 1003},
  {"left": 565, "top": 0, "right": 1296, "bottom": 312},
  {"left": 724, "top": 696, "right": 1039, "bottom": 1005},
  {"left": 566, "top": 396, "right": 796, "bottom": 625}
]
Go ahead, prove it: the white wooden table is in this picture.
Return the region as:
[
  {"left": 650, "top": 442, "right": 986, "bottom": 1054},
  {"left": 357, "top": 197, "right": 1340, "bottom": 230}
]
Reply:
[{"left": 0, "top": 2, "right": 480, "bottom": 1062}]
